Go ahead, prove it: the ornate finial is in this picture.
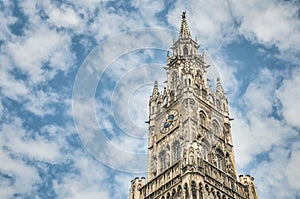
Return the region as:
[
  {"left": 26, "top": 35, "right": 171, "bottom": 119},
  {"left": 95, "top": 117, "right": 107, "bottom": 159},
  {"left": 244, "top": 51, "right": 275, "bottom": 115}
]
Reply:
[
  {"left": 179, "top": 11, "right": 191, "bottom": 39},
  {"left": 182, "top": 11, "right": 186, "bottom": 19}
]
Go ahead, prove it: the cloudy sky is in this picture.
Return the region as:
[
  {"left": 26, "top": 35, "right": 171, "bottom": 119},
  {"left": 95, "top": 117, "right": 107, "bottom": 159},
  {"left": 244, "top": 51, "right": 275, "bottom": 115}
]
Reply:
[{"left": 1, "top": 0, "right": 300, "bottom": 198}]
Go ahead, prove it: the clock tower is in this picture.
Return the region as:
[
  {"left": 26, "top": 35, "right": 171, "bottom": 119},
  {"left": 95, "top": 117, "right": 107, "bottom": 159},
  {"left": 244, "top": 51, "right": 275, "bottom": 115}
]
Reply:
[{"left": 129, "top": 12, "right": 259, "bottom": 199}]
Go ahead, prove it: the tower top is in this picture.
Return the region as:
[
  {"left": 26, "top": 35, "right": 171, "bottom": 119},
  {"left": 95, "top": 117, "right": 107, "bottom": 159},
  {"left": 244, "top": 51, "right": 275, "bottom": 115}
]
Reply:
[{"left": 179, "top": 11, "right": 191, "bottom": 39}]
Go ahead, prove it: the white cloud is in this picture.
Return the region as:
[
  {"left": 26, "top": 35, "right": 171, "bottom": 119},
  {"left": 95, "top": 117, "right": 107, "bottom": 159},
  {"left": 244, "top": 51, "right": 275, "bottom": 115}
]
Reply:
[
  {"left": 231, "top": 68, "right": 298, "bottom": 166},
  {"left": 286, "top": 141, "right": 300, "bottom": 191},
  {"left": 232, "top": 0, "right": 300, "bottom": 47},
  {"left": 230, "top": 0, "right": 300, "bottom": 62},
  {"left": 0, "top": 117, "right": 64, "bottom": 163},
  {"left": 0, "top": 60, "right": 30, "bottom": 101},
  {"left": 0, "top": 151, "right": 40, "bottom": 198},
  {"left": 0, "top": 2, "right": 16, "bottom": 39},
  {"left": 53, "top": 151, "right": 111, "bottom": 199},
  {"left": 251, "top": 141, "right": 300, "bottom": 198},
  {"left": 228, "top": 66, "right": 300, "bottom": 198},
  {"left": 24, "top": 90, "right": 61, "bottom": 116},
  {"left": 47, "top": 4, "right": 81, "bottom": 28},
  {"left": 276, "top": 68, "right": 300, "bottom": 128},
  {"left": 6, "top": 26, "right": 73, "bottom": 84}
]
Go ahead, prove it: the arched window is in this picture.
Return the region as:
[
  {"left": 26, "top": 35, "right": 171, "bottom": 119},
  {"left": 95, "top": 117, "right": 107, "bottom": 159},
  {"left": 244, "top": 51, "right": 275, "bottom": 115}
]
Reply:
[
  {"left": 209, "top": 95, "right": 214, "bottom": 103},
  {"left": 212, "top": 120, "right": 220, "bottom": 135},
  {"left": 202, "top": 145, "right": 208, "bottom": 161},
  {"left": 216, "top": 155, "right": 223, "bottom": 170},
  {"left": 172, "top": 140, "right": 181, "bottom": 162},
  {"left": 199, "top": 112, "right": 206, "bottom": 127},
  {"left": 191, "top": 181, "right": 197, "bottom": 199},
  {"left": 216, "top": 148, "right": 224, "bottom": 170},
  {"left": 159, "top": 150, "right": 166, "bottom": 172},
  {"left": 183, "top": 45, "right": 188, "bottom": 56}
]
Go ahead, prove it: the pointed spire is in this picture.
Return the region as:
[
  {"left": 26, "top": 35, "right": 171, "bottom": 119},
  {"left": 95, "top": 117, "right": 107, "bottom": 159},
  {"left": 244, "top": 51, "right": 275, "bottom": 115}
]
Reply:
[
  {"left": 179, "top": 11, "right": 191, "bottom": 39},
  {"left": 151, "top": 81, "right": 159, "bottom": 100},
  {"left": 216, "top": 78, "right": 224, "bottom": 93}
]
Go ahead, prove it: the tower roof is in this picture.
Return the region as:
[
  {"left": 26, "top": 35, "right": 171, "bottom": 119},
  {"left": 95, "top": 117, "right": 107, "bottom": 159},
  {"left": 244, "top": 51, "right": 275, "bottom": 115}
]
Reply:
[{"left": 179, "top": 11, "right": 191, "bottom": 39}]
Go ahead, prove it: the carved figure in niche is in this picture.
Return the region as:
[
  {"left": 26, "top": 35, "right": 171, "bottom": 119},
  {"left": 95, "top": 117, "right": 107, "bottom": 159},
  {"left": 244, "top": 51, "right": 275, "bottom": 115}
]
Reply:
[
  {"left": 150, "top": 156, "right": 157, "bottom": 176},
  {"left": 210, "top": 150, "right": 217, "bottom": 166},
  {"left": 224, "top": 126, "right": 231, "bottom": 144},
  {"left": 226, "top": 155, "right": 235, "bottom": 176},
  {"left": 192, "top": 129, "right": 197, "bottom": 141},
  {"left": 189, "top": 147, "right": 195, "bottom": 165},
  {"left": 195, "top": 148, "right": 201, "bottom": 164}
]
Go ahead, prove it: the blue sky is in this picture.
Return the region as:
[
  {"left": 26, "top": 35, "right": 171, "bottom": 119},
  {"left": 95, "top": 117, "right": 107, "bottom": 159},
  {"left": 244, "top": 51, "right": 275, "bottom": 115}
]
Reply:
[{"left": 1, "top": 0, "right": 300, "bottom": 198}]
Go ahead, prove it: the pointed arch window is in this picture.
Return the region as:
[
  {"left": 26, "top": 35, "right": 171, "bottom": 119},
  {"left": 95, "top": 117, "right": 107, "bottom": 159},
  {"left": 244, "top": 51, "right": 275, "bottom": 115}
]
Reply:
[
  {"left": 172, "top": 140, "right": 181, "bottom": 162},
  {"left": 183, "top": 45, "right": 188, "bottom": 56},
  {"left": 216, "top": 155, "right": 223, "bottom": 170},
  {"left": 212, "top": 120, "right": 220, "bottom": 135},
  {"left": 209, "top": 95, "right": 214, "bottom": 103},
  {"left": 202, "top": 145, "right": 208, "bottom": 161}
]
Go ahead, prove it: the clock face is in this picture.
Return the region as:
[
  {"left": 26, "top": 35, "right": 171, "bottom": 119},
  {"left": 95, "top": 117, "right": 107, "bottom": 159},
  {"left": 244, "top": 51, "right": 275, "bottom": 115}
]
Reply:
[{"left": 160, "top": 109, "right": 179, "bottom": 133}]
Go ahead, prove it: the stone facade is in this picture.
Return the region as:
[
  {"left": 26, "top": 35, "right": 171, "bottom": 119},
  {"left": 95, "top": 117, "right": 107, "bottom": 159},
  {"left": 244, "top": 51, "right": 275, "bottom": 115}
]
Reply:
[{"left": 129, "top": 12, "right": 259, "bottom": 199}]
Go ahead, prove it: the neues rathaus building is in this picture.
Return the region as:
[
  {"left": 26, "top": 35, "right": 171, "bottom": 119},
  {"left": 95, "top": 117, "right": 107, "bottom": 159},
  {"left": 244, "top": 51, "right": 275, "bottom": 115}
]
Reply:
[{"left": 129, "top": 12, "right": 259, "bottom": 199}]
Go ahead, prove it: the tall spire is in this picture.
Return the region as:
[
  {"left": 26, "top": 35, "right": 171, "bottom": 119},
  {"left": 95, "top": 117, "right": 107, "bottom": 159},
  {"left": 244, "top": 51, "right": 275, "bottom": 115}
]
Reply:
[{"left": 179, "top": 11, "right": 191, "bottom": 39}]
